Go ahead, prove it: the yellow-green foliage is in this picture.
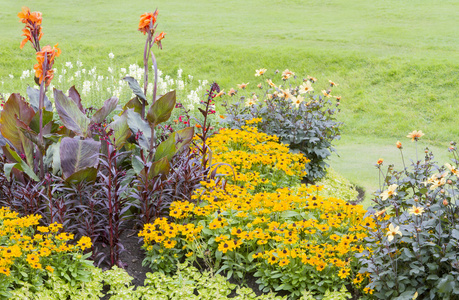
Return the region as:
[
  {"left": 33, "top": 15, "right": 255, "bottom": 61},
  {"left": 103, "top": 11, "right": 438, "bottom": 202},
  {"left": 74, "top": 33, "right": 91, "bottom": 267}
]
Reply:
[{"left": 316, "top": 168, "right": 359, "bottom": 202}]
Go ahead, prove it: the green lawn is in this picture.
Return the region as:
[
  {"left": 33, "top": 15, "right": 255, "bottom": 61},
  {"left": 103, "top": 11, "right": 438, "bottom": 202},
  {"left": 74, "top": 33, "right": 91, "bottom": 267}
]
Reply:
[{"left": 1, "top": 0, "right": 458, "bottom": 205}]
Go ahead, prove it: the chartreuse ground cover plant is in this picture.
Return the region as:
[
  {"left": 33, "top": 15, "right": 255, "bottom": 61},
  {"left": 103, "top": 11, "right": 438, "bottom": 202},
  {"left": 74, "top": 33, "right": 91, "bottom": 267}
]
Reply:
[
  {"left": 139, "top": 124, "right": 374, "bottom": 299},
  {"left": 357, "top": 132, "right": 459, "bottom": 299},
  {"left": 221, "top": 70, "right": 341, "bottom": 182}
]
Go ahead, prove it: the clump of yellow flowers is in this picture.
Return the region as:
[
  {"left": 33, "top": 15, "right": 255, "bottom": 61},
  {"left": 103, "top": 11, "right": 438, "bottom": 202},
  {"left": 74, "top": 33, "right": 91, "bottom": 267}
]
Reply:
[
  {"left": 0, "top": 206, "right": 92, "bottom": 294},
  {"left": 139, "top": 125, "right": 373, "bottom": 297}
]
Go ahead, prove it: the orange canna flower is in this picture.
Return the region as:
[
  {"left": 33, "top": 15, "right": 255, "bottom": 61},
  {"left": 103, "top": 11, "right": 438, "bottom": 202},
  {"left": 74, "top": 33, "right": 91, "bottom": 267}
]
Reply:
[
  {"left": 138, "top": 11, "right": 158, "bottom": 35},
  {"left": 34, "top": 44, "right": 61, "bottom": 86},
  {"left": 18, "top": 7, "right": 43, "bottom": 50},
  {"left": 195, "top": 124, "right": 202, "bottom": 128},
  {"left": 18, "top": 7, "right": 42, "bottom": 25},
  {"left": 154, "top": 31, "right": 166, "bottom": 48}
]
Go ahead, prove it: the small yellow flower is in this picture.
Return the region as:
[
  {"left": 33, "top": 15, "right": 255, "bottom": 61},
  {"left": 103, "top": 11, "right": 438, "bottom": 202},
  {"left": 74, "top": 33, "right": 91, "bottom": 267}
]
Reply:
[
  {"left": 45, "top": 265, "right": 54, "bottom": 273},
  {"left": 408, "top": 206, "right": 425, "bottom": 216}
]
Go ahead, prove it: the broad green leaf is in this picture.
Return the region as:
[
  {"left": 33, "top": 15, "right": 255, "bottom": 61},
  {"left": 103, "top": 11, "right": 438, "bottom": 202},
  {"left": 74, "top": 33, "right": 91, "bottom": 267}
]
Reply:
[
  {"left": 146, "top": 90, "right": 176, "bottom": 126},
  {"left": 54, "top": 88, "right": 90, "bottom": 137},
  {"left": 123, "top": 76, "right": 146, "bottom": 101},
  {"left": 65, "top": 167, "right": 98, "bottom": 185},
  {"left": 44, "top": 141, "right": 61, "bottom": 175},
  {"left": 29, "top": 109, "right": 54, "bottom": 133},
  {"left": 132, "top": 156, "right": 145, "bottom": 175},
  {"left": 15, "top": 118, "right": 35, "bottom": 166},
  {"left": 126, "top": 109, "right": 151, "bottom": 150},
  {"left": 106, "top": 109, "right": 131, "bottom": 150},
  {"left": 0, "top": 93, "right": 35, "bottom": 154},
  {"left": 91, "top": 96, "right": 118, "bottom": 124},
  {"left": 147, "top": 156, "right": 170, "bottom": 180},
  {"left": 4, "top": 144, "right": 39, "bottom": 181},
  {"left": 175, "top": 127, "right": 194, "bottom": 152},
  {"left": 67, "top": 86, "right": 85, "bottom": 113},
  {"left": 59, "top": 137, "right": 101, "bottom": 179},
  {"left": 123, "top": 97, "right": 144, "bottom": 114},
  {"left": 26, "top": 86, "right": 53, "bottom": 112},
  {"left": 154, "top": 132, "right": 176, "bottom": 162}
]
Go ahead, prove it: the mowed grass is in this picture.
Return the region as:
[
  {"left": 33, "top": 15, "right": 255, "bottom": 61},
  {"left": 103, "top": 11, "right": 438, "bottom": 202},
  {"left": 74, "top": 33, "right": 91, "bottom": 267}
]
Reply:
[{"left": 1, "top": 0, "right": 459, "bottom": 204}]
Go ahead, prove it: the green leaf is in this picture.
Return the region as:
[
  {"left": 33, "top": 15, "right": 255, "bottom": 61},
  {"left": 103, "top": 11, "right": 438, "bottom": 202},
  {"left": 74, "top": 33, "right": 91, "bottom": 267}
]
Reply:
[
  {"left": 123, "top": 76, "right": 146, "bottom": 101},
  {"left": 67, "top": 86, "right": 85, "bottom": 113},
  {"left": 147, "top": 156, "right": 170, "bottom": 180},
  {"left": 4, "top": 144, "right": 39, "bottom": 181},
  {"left": 154, "top": 133, "right": 176, "bottom": 162},
  {"left": 29, "top": 109, "right": 54, "bottom": 133},
  {"left": 126, "top": 109, "right": 151, "bottom": 149},
  {"left": 91, "top": 96, "right": 118, "bottom": 124},
  {"left": 107, "top": 109, "right": 131, "bottom": 150},
  {"left": 44, "top": 141, "right": 61, "bottom": 175},
  {"left": 54, "top": 88, "right": 90, "bottom": 137},
  {"left": 280, "top": 210, "right": 301, "bottom": 219},
  {"left": 123, "top": 97, "right": 144, "bottom": 114},
  {"left": 27, "top": 86, "right": 53, "bottom": 112},
  {"left": 146, "top": 90, "right": 176, "bottom": 126},
  {"left": 175, "top": 127, "right": 194, "bottom": 152},
  {"left": 0, "top": 93, "right": 35, "bottom": 156},
  {"left": 59, "top": 137, "right": 101, "bottom": 179},
  {"left": 65, "top": 167, "right": 98, "bottom": 184},
  {"left": 132, "top": 156, "right": 145, "bottom": 175}
]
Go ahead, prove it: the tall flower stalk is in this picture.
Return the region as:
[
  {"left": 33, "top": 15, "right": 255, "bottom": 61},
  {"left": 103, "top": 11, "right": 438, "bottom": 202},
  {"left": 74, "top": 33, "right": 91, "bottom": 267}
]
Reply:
[
  {"left": 138, "top": 10, "right": 166, "bottom": 119},
  {"left": 19, "top": 7, "right": 60, "bottom": 179}
]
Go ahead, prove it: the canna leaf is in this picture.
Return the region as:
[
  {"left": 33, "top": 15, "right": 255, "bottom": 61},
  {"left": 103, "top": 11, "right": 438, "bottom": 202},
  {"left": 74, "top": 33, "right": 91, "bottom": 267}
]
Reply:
[
  {"left": 27, "top": 86, "right": 53, "bottom": 112},
  {"left": 174, "top": 127, "right": 194, "bottom": 153},
  {"left": 54, "top": 88, "right": 90, "bottom": 137},
  {"left": 106, "top": 110, "right": 131, "bottom": 150},
  {"left": 147, "top": 156, "right": 170, "bottom": 180},
  {"left": 3, "top": 143, "right": 39, "bottom": 181},
  {"left": 67, "top": 86, "right": 85, "bottom": 113},
  {"left": 65, "top": 167, "right": 98, "bottom": 184},
  {"left": 29, "top": 109, "right": 54, "bottom": 133},
  {"left": 59, "top": 137, "right": 101, "bottom": 179},
  {"left": 122, "top": 76, "right": 147, "bottom": 101},
  {"left": 43, "top": 141, "right": 61, "bottom": 175},
  {"left": 123, "top": 97, "right": 144, "bottom": 115},
  {"left": 154, "top": 132, "right": 176, "bottom": 162},
  {"left": 0, "top": 93, "right": 35, "bottom": 155},
  {"left": 125, "top": 109, "right": 151, "bottom": 150},
  {"left": 146, "top": 90, "right": 176, "bottom": 126},
  {"left": 91, "top": 96, "right": 118, "bottom": 124}
]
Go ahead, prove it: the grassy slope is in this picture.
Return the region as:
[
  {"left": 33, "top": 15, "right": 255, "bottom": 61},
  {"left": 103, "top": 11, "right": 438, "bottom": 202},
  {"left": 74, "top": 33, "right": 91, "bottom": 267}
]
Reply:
[{"left": 1, "top": 0, "right": 458, "bottom": 204}]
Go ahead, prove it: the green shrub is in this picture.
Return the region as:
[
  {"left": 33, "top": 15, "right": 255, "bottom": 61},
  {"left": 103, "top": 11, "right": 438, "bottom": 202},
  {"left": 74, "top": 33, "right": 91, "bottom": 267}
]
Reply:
[
  {"left": 357, "top": 134, "right": 459, "bottom": 299},
  {"left": 222, "top": 70, "right": 342, "bottom": 182},
  {"left": 316, "top": 168, "right": 359, "bottom": 202}
]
